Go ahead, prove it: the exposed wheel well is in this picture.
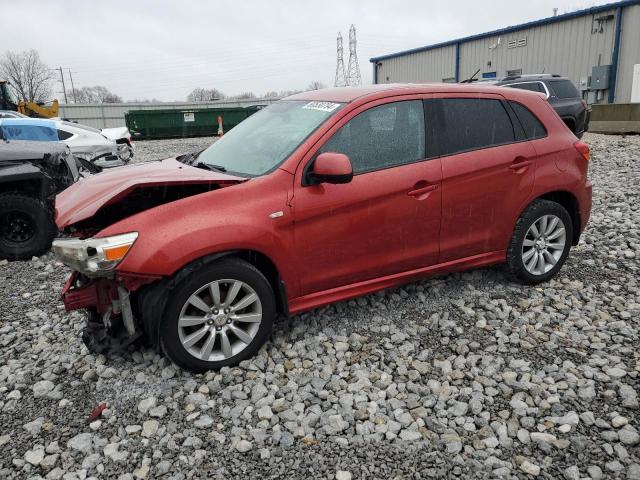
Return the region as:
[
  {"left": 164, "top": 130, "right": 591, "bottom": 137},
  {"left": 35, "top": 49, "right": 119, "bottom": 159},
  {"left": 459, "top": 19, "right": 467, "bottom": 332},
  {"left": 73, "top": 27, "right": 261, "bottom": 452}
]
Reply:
[
  {"left": 0, "top": 179, "right": 43, "bottom": 199},
  {"left": 562, "top": 117, "right": 576, "bottom": 133},
  {"left": 537, "top": 191, "right": 581, "bottom": 245},
  {"left": 231, "top": 250, "right": 288, "bottom": 316}
]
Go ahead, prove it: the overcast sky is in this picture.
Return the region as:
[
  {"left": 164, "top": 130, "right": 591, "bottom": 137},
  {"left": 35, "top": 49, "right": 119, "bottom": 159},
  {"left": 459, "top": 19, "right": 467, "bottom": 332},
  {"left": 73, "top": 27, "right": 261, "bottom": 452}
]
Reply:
[{"left": 3, "top": 0, "right": 598, "bottom": 101}]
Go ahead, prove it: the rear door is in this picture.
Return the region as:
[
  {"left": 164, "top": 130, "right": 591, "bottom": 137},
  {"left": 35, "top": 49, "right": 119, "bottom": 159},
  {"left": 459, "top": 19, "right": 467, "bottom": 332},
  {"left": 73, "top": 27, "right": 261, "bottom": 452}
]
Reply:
[
  {"left": 433, "top": 94, "right": 537, "bottom": 262},
  {"left": 292, "top": 97, "right": 442, "bottom": 295}
]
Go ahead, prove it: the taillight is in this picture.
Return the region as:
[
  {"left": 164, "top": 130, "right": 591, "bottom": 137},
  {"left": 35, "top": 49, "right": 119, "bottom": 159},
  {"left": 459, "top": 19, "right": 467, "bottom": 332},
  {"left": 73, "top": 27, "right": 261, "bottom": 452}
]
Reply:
[
  {"left": 581, "top": 99, "right": 588, "bottom": 109},
  {"left": 574, "top": 140, "right": 590, "bottom": 161}
]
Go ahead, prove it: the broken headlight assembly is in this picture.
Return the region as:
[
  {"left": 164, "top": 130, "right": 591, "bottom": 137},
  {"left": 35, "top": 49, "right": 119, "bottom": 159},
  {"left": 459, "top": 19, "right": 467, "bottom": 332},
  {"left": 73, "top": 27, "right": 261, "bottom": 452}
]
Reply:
[{"left": 52, "top": 232, "right": 138, "bottom": 276}]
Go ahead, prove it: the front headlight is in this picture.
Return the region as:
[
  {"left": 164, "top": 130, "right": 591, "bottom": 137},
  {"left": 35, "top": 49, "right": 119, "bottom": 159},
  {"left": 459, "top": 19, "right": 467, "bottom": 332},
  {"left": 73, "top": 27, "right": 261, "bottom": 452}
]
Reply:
[{"left": 52, "top": 232, "right": 138, "bottom": 276}]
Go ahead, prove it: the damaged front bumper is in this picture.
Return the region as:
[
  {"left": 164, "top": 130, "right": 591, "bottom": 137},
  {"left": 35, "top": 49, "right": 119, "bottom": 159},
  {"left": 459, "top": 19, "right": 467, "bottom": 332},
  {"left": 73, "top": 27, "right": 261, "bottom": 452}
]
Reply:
[{"left": 61, "top": 271, "right": 160, "bottom": 352}]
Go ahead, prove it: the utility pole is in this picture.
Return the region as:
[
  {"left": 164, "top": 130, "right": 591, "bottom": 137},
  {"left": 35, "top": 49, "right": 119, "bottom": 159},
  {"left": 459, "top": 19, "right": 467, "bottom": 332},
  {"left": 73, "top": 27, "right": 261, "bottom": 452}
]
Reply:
[
  {"left": 67, "top": 69, "right": 77, "bottom": 103},
  {"left": 58, "top": 67, "right": 68, "bottom": 103}
]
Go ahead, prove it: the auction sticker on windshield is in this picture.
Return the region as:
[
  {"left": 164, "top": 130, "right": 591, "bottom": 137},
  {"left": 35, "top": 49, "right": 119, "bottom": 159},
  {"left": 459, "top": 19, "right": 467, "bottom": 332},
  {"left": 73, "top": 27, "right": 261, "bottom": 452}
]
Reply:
[{"left": 302, "top": 101, "right": 341, "bottom": 112}]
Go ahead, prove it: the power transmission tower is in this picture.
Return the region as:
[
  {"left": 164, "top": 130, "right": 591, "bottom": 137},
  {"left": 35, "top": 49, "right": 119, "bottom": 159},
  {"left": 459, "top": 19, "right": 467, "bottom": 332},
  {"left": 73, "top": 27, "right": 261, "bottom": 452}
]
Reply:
[
  {"left": 334, "top": 32, "right": 347, "bottom": 87},
  {"left": 58, "top": 67, "right": 68, "bottom": 103},
  {"left": 346, "top": 24, "right": 362, "bottom": 86}
]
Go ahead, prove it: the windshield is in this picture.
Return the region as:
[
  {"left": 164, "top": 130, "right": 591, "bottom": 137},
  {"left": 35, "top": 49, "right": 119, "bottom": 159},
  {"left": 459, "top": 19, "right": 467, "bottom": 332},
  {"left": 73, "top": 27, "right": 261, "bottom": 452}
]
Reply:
[{"left": 196, "top": 100, "right": 343, "bottom": 176}]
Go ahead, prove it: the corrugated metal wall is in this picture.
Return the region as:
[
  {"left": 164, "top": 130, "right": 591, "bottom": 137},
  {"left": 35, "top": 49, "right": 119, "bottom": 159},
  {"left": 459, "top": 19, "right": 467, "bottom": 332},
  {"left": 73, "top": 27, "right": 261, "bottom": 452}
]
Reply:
[
  {"left": 58, "top": 98, "right": 279, "bottom": 129},
  {"left": 617, "top": 5, "right": 640, "bottom": 102},
  {"left": 457, "top": 8, "right": 617, "bottom": 88},
  {"left": 373, "top": 3, "right": 639, "bottom": 103},
  {"left": 376, "top": 44, "right": 456, "bottom": 84}
]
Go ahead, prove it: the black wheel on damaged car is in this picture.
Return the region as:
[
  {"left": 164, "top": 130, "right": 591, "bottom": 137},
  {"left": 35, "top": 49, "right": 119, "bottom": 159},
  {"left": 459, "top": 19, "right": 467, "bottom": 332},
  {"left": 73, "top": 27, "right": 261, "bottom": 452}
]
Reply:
[
  {"left": 0, "top": 193, "right": 56, "bottom": 260},
  {"left": 160, "top": 258, "right": 276, "bottom": 372},
  {"left": 506, "top": 199, "right": 573, "bottom": 285}
]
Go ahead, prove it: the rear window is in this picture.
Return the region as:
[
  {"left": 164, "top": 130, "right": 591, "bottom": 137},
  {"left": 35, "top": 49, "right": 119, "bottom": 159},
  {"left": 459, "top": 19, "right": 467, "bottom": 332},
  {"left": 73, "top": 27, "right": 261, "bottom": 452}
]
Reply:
[
  {"left": 509, "top": 101, "right": 547, "bottom": 140},
  {"left": 549, "top": 80, "right": 579, "bottom": 99},
  {"left": 506, "top": 82, "right": 545, "bottom": 94},
  {"left": 57, "top": 129, "right": 73, "bottom": 140},
  {"left": 435, "top": 98, "right": 515, "bottom": 156}
]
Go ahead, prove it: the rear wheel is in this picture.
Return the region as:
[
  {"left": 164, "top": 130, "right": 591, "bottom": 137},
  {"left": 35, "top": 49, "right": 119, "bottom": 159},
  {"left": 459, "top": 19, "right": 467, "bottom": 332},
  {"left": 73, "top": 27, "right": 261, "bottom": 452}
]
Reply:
[
  {"left": 0, "top": 193, "right": 55, "bottom": 260},
  {"left": 507, "top": 199, "right": 573, "bottom": 285},
  {"left": 160, "top": 258, "right": 275, "bottom": 372}
]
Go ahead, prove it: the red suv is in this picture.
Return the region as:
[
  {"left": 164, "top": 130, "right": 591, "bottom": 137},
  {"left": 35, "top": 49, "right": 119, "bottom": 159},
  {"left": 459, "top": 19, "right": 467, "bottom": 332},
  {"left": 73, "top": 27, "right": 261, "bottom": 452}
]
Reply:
[{"left": 52, "top": 84, "right": 592, "bottom": 371}]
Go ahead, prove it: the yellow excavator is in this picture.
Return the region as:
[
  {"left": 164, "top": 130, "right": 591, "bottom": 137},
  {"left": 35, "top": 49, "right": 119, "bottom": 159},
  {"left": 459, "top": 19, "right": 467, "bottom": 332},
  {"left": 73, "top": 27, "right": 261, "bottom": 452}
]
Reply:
[{"left": 0, "top": 80, "right": 59, "bottom": 118}]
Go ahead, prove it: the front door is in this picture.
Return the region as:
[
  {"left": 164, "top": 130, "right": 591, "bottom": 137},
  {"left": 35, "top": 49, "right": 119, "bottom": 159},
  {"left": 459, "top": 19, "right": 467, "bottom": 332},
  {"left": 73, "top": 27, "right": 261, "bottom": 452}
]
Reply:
[{"left": 291, "top": 98, "right": 442, "bottom": 295}]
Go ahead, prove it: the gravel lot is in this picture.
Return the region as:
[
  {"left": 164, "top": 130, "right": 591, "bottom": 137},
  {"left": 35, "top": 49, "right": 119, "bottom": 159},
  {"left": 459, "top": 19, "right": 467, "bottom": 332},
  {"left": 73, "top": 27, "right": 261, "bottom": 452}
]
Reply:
[{"left": 0, "top": 133, "right": 638, "bottom": 479}]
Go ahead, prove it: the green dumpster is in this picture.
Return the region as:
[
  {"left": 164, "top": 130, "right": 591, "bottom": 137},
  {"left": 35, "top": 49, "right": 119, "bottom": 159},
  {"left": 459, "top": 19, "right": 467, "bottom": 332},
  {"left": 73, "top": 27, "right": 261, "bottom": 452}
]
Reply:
[{"left": 125, "top": 106, "right": 264, "bottom": 139}]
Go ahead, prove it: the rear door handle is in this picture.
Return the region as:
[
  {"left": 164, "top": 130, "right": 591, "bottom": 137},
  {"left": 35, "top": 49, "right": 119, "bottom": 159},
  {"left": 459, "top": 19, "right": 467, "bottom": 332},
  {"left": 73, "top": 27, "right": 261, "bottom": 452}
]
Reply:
[{"left": 509, "top": 159, "right": 534, "bottom": 171}]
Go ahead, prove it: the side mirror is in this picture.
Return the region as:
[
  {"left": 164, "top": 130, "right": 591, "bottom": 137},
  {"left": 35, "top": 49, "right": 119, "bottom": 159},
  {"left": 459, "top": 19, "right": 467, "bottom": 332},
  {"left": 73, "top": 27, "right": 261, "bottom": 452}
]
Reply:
[{"left": 311, "top": 152, "right": 353, "bottom": 185}]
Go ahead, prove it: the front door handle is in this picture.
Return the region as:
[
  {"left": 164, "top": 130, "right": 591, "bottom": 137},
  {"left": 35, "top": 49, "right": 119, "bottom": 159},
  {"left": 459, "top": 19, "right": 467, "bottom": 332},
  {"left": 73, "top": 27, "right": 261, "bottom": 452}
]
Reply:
[{"left": 408, "top": 182, "right": 439, "bottom": 200}]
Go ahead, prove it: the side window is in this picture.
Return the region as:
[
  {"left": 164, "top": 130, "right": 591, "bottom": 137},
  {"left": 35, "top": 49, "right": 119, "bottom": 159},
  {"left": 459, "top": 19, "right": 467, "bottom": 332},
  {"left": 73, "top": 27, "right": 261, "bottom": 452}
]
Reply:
[
  {"left": 320, "top": 100, "right": 425, "bottom": 174},
  {"left": 507, "top": 82, "right": 545, "bottom": 94},
  {"left": 509, "top": 101, "right": 547, "bottom": 140},
  {"left": 436, "top": 98, "right": 515, "bottom": 156},
  {"left": 57, "top": 129, "right": 73, "bottom": 140},
  {"left": 549, "top": 80, "right": 579, "bottom": 99}
]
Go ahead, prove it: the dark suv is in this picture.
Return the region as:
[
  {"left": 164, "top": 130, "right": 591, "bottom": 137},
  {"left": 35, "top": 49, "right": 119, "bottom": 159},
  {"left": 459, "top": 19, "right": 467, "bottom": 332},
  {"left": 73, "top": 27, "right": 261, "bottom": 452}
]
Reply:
[{"left": 495, "top": 75, "right": 589, "bottom": 138}]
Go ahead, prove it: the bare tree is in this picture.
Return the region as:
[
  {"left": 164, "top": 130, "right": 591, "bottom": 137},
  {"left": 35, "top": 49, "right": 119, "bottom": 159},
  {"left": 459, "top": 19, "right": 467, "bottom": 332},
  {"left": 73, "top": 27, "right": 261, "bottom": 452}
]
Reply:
[
  {"left": 187, "top": 87, "right": 225, "bottom": 102},
  {"left": 279, "top": 89, "right": 303, "bottom": 97},
  {"left": 306, "top": 80, "right": 326, "bottom": 91},
  {"left": 70, "top": 86, "right": 123, "bottom": 103},
  {"left": 232, "top": 91, "right": 257, "bottom": 100},
  {"left": 0, "top": 49, "right": 55, "bottom": 103}
]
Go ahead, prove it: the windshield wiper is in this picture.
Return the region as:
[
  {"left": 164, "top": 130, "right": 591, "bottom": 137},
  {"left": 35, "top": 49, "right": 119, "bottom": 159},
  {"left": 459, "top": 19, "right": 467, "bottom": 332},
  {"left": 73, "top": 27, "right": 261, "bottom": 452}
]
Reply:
[
  {"left": 194, "top": 162, "right": 226, "bottom": 172},
  {"left": 177, "top": 149, "right": 204, "bottom": 165}
]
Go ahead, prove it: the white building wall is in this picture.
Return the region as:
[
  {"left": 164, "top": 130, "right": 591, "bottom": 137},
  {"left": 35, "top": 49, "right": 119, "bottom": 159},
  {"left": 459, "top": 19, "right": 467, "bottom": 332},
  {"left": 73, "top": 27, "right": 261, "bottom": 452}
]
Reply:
[
  {"left": 617, "top": 5, "right": 640, "bottom": 102},
  {"left": 375, "top": 44, "right": 456, "bottom": 84}
]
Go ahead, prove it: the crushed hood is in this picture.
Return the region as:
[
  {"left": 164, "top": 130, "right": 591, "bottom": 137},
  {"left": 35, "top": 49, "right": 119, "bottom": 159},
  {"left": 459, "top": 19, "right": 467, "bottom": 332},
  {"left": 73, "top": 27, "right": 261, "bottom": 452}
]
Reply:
[{"left": 55, "top": 158, "right": 245, "bottom": 228}]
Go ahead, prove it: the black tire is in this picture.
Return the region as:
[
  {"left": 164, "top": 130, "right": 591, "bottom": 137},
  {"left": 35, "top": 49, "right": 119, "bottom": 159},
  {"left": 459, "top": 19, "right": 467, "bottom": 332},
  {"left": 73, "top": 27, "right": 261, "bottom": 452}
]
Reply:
[
  {"left": 0, "top": 193, "right": 56, "bottom": 261},
  {"left": 506, "top": 199, "right": 573, "bottom": 285},
  {"left": 160, "top": 258, "right": 275, "bottom": 372}
]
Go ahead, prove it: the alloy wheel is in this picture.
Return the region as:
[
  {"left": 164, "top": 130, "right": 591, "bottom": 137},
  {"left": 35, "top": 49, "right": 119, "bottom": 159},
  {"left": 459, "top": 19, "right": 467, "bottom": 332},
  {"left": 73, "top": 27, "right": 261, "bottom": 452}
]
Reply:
[
  {"left": 521, "top": 214, "right": 566, "bottom": 275},
  {"left": 177, "top": 279, "right": 262, "bottom": 362},
  {"left": 1, "top": 211, "right": 36, "bottom": 243}
]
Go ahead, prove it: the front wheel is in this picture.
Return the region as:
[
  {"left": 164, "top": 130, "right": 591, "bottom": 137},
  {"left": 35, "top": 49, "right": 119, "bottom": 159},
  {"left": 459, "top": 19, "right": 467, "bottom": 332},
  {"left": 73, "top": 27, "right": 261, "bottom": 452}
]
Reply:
[
  {"left": 160, "top": 258, "right": 275, "bottom": 372},
  {"left": 506, "top": 199, "right": 573, "bottom": 285}
]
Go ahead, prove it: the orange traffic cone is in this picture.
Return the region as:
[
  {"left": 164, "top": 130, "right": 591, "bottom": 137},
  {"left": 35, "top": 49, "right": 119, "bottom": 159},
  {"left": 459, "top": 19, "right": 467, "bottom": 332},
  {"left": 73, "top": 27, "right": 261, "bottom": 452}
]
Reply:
[{"left": 217, "top": 116, "right": 224, "bottom": 136}]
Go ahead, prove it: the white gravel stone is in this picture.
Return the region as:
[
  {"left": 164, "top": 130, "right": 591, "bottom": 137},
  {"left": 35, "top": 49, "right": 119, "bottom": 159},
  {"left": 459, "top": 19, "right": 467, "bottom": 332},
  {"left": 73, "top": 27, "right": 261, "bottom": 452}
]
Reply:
[
  {"left": 520, "top": 460, "right": 541, "bottom": 476},
  {"left": 235, "top": 439, "right": 253, "bottom": 453},
  {"left": 67, "top": 433, "right": 94, "bottom": 454},
  {"left": 32, "top": 380, "right": 54, "bottom": 398}
]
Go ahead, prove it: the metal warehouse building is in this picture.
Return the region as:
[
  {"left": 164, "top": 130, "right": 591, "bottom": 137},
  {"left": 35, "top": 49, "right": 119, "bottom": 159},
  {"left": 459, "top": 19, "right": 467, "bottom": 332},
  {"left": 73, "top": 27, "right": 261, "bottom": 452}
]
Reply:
[{"left": 370, "top": 0, "right": 640, "bottom": 104}]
